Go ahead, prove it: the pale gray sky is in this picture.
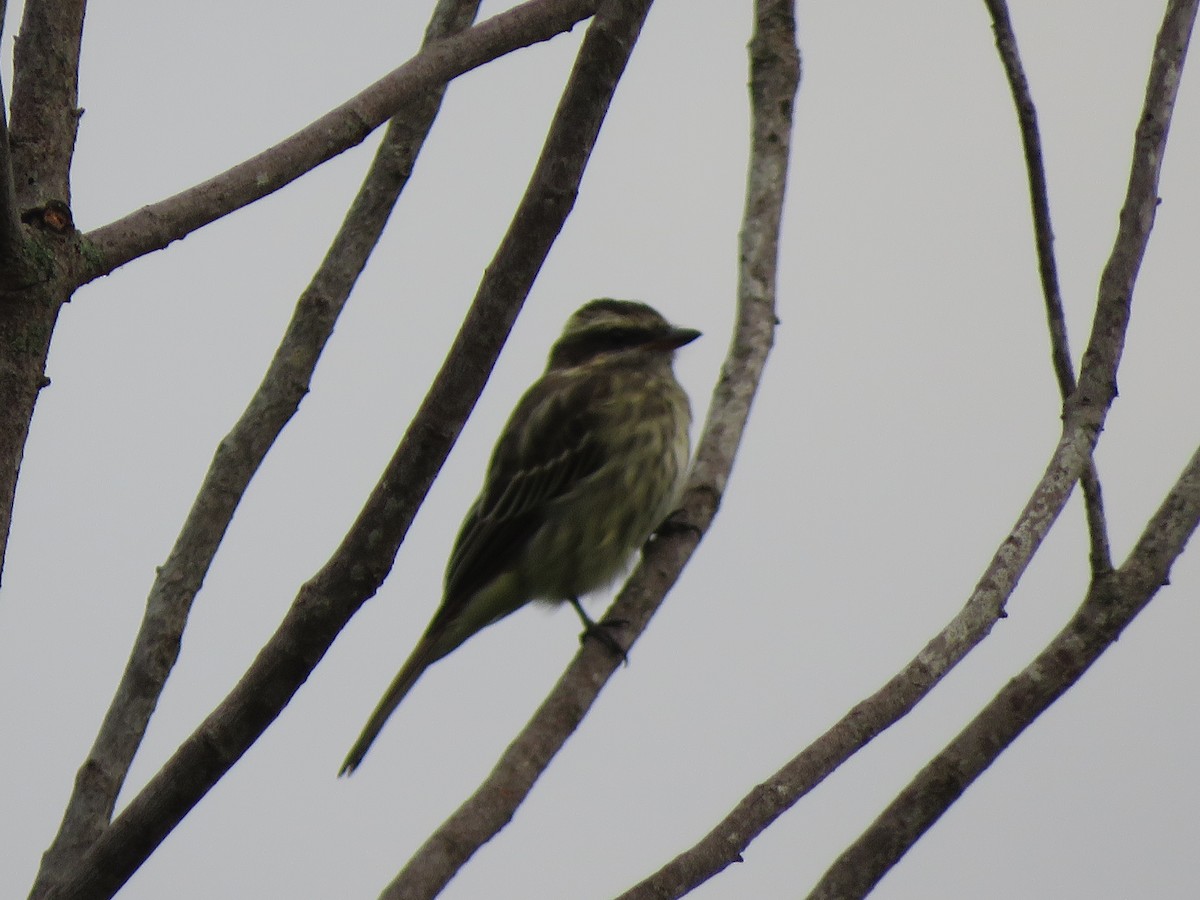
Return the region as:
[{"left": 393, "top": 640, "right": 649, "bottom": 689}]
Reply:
[{"left": 2, "top": 1, "right": 1198, "bottom": 898}]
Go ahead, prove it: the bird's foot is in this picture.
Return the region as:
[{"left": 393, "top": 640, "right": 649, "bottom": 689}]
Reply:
[
  {"left": 655, "top": 508, "right": 701, "bottom": 540},
  {"left": 569, "top": 598, "right": 629, "bottom": 665}
]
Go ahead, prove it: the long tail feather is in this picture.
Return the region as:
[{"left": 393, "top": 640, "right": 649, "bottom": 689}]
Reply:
[{"left": 339, "top": 638, "right": 437, "bottom": 776}]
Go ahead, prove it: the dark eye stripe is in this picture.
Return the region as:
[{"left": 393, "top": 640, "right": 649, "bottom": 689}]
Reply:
[{"left": 582, "top": 326, "right": 656, "bottom": 348}]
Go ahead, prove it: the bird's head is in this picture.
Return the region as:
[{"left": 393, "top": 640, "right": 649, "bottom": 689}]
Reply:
[{"left": 547, "top": 299, "right": 701, "bottom": 370}]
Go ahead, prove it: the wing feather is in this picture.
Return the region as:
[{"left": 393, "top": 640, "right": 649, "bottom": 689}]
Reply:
[{"left": 438, "top": 371, "right": 609, "bottom": 622}]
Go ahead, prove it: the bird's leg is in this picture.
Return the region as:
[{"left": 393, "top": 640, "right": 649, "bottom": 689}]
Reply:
[{"left": 569, "top": 597, "right": 628, "bottom": 664}]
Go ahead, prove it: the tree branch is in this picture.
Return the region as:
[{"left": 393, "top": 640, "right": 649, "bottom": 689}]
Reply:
[
  {"left": 802, "top": 3, "right": 1199, "bottom": 895},
  {"left": 7, "top": 0, "right": 86, "bottom": 208},
  {"left": 29, "top": 2, "right": 484, "bottom": 896},
  {"left": 0, "top": 72, "right": 24, "bottom": 270},
  {"left": 76, "top": 0, "right": 599, "bottom": 284},
  {"left": 385, "top": 1, "right": 797, "bottom": 897},
  {"left": 0, "top": 1, "right": 82, "bottom": 583},
  {"left": 620, "top": 424, "right": 1092, "bottom": 899},
  {"left": 984, "top": 0, "right": 1113, "bottom": 575},
  {"left": 41, "top": 0, "right": 640, "bottom": 893},
  {"left": 618, "top": 4, "right": 1197, "bottom": 894},
  {"left": 807, "top": 439, "right": 1200, "bottom": 899},
  {"left": 1073, "top": 0, "right": 1197, "bottom": 414}
]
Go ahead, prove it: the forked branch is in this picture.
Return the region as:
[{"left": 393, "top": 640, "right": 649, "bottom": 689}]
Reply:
[
  {"left": 984, "top": 0, "right": 1113, "bottom": 574},
  {"left": 807, "top": 1, "right": 1198, "bottom": 895}
]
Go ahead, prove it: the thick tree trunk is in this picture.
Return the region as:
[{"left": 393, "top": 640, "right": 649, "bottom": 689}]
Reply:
[{"left": 0, "top": 276, "right": 69, "bottom": 585}]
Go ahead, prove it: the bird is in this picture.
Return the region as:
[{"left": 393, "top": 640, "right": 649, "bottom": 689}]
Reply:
[{"left": 339, "top": 299, "right": 700, "bottom": 775}]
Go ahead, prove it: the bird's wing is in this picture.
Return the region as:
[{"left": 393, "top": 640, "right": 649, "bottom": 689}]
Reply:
[{"left": 439, "top": 371, "right": 610, "bottom": 618}]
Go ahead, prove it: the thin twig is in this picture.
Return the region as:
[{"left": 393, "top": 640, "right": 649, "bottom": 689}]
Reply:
[
  {"left": 808, "top": 439, "right": 1200, "bottom": 899},
  {"left": 387, "top": 2, "right": 796, "bottom": 898},
  {"left": 982, "top": 0, "right": 1071, "bottom": 391},
  {"left": 77, "top": 0, "right": 599, "bottom": 284},
  {"left": 40, "top": 0, "right": 633, "bottom": 892},
  {"left": 984, "top": 0, "right": 1113, "bottom": 574},
  {"left": 28, "top": 3, "right": 483, "bottom": 896}
]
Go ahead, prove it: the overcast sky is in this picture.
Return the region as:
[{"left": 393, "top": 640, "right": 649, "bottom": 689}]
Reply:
[{"left": 2, "top": 1, "right": 1198, "bottom": 898}]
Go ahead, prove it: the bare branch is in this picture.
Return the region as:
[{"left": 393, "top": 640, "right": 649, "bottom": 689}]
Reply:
[
  {"left": 984, "top": 0, "right": 1113, "bottom": 574},
  {"left": 807, "top": 439, "right": 1200, "bottom": 899},
  {"left": 0, "top": 291, "right": 67, "bottom": 590},
  {"left": 29, "top": 3, "right": 483, "bottom": 896},
  {"left": 1073, "top": 0, "right": 1197, "bottom": 414},
  {"left": 982, "top": 1, "right": 1071, "bottom": 390},
  {"left": 76, "top": 0, "right": 599, "bottom": 284},
  {"left": 40, "top": 0, "right": 644, "bottom": 894},
  {"left": 7, "top": 0, "right": 86, "bottom": 208},
  {"left": 0, "top": 1, "right": 82, "bottom": 581},
  {"left": 387, "top": 2, "right": 797, "bottom": 897},
  {"left": 1077, "top": 459, "right": 1114, "bottom": 574}
]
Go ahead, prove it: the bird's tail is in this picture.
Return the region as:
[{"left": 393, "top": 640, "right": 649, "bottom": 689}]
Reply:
[{"left": 338, "top": 638, "right": 438, "bottom": 776}]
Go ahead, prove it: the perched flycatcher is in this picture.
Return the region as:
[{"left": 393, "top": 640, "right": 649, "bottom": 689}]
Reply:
[{"left": 340, "top": 299, "right": 699, "bottom": 775}]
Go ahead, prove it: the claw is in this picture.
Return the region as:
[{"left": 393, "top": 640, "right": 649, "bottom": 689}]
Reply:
[
  {"left": 655, "top": 509, "right": 701, "bottom": 540},
  {"left": 569, "top": 598, "right": 629, "bottom": 664}
]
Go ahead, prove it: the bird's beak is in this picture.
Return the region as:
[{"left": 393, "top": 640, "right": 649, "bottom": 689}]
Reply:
[{"left": 661, "top": 326, "right": 701, "bottom": 350}]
